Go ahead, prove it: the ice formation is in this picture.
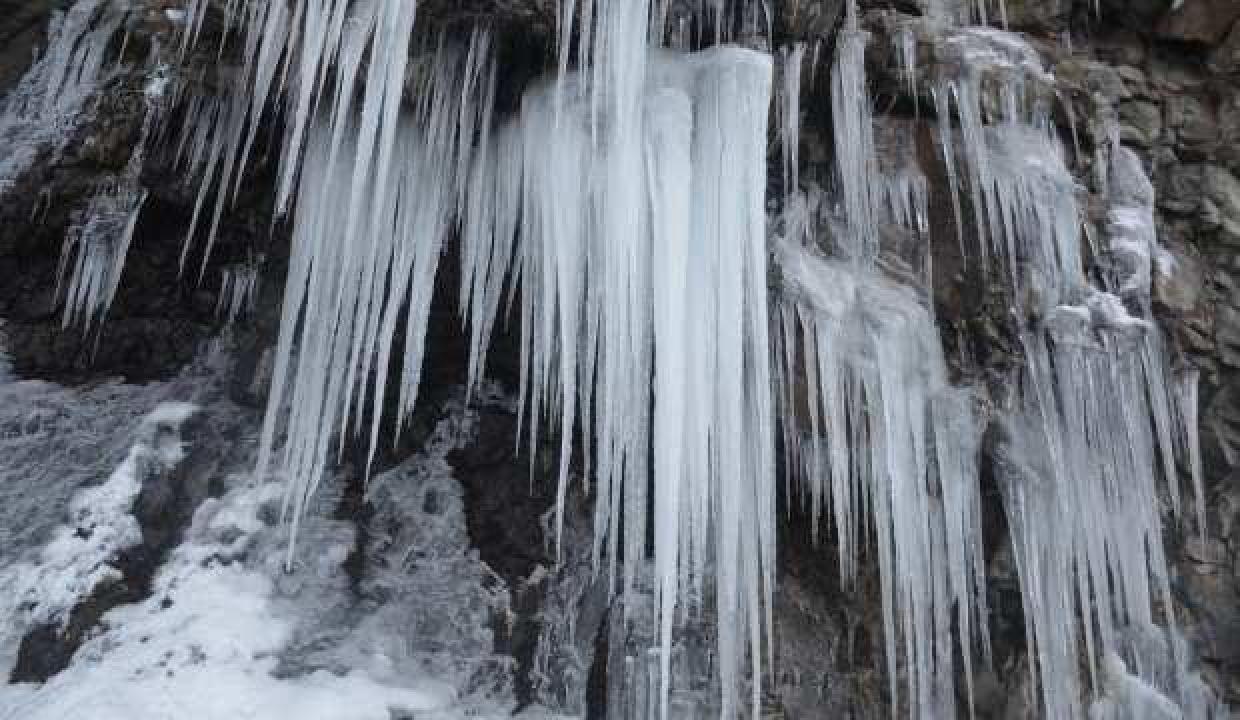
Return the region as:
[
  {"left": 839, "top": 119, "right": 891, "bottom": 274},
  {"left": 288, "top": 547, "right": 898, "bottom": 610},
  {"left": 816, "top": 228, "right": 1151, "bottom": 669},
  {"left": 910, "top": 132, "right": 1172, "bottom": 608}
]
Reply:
[
  {"left": 0, "top": 0, "right": 167, "bottom": 334},
  {"left": 56, "top": 186, "right": 147, "bottom": 333},
  {"left": 774, "top": 223, "right": 989, "bottom": 718},
  {"left": 0, "top": 0, "right": 126, "bottom": 195},
  {"left": 214, "top": 257, "right": 262, "bottom": 326},
  {"left": 164, "top": 2, "right": 778, "bottom": 715},
  {"left": 2, "top": 0, "right": 1216, "bottom": 717},
  {"left": 790, "top": 11, "right": 1215, "bottom": 719}
]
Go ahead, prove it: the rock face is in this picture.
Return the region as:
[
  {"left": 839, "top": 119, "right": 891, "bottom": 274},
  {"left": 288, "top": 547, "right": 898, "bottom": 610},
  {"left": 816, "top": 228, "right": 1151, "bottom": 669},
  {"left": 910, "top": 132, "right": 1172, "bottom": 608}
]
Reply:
[{"left": 0, "top": 0, "right": 1237, "bottom": 718}]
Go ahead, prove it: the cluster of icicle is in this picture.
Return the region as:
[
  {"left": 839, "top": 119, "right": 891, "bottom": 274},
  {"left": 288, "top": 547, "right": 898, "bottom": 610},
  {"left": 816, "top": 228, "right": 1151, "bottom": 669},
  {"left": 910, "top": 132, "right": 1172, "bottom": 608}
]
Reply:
[
  {"left": 0, "top": 0, "right": 165, "bottom": 333},
  {"left": 214, "top": 255, "right": 262, "bottom": 326},
  {"left": 853, "top": 11, "right": 1215, "bottom": 719},
  {"left": 162, "top": 0, "right": 1222, "bottom": 719},
  {"left": 773, "top": 9, "right": 989, "bottom": 718},
  {"left": 173, "top": 1, "right": 775, "bottom": 717},
  {"left": 56, "top": 53, "right": 166, "bottom": 334},
  {"left": 55, "top": 183, "right": 146, "bottom": 334}
]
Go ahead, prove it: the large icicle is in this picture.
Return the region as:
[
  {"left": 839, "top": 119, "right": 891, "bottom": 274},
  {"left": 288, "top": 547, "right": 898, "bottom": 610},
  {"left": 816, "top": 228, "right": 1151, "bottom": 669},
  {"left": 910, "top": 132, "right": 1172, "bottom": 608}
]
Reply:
[{"left": 496, "top": 40, "right": 776, "bottom": 719}]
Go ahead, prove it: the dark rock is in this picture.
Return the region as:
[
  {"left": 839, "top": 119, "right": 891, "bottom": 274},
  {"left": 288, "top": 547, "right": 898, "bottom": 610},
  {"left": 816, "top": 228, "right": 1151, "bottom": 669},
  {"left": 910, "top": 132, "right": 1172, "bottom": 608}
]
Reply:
[
  {"left": 1120, "top": 98, "right": 1163, "bottom": 147},
  {"left": 1156, "top": 0, "right": 1240, "bottom": 46},
  {"left": 0, "top": 0, "right": 56, "bottom": 97}
]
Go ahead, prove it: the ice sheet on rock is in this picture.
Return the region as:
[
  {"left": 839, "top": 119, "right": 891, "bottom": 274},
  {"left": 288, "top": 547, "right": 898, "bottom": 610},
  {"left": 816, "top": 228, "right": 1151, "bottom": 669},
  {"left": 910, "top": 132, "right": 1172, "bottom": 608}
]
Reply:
[
  {"left": 347, "top": 394, "right": 516, "bottom": 705},
  {"left": 1088, "top": 625, "right": 1229, "bottom": 720},
  {"left": 605, "top": 570, "right": 725, "bottom": 719},
  {"left": 1104, "top": 146, "right": 1161, "bottom": 302}
]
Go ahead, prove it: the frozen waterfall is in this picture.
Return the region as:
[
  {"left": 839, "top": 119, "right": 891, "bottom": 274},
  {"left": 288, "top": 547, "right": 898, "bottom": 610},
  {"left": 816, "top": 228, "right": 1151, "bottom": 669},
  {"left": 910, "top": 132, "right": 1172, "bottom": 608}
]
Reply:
[{"left": 0, "top": 0, "right": 1228, "bottom": 718}]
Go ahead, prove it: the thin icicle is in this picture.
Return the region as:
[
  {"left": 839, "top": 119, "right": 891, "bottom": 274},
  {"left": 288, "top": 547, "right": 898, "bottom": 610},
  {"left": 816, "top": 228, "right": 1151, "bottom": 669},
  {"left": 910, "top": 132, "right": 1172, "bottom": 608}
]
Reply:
[
  {"left": 1175, "top": 368, "right": 1207, "bottom": 544},
  {"left": 214, "top": 257, "right": 262, "bottom": 326},
  {"left": 778, "top": 43, "right": 805, "bottom": 201}
]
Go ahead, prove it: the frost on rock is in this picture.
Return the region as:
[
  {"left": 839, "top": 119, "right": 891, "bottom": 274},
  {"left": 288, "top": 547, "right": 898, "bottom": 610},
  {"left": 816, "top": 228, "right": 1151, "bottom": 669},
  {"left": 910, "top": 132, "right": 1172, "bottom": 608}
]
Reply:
[
  {"left": 345, "top": 395, "right": 516, "bottom": 707},
  {"left": 0, "top": 470, "right": 457, "bottom": 720}
]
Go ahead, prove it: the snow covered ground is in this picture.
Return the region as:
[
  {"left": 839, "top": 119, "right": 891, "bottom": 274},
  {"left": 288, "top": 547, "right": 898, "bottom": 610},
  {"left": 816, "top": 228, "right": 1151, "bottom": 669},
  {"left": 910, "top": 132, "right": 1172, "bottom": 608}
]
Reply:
[{"left": 0, "top": 349, "right": 573, "bottom": 720}]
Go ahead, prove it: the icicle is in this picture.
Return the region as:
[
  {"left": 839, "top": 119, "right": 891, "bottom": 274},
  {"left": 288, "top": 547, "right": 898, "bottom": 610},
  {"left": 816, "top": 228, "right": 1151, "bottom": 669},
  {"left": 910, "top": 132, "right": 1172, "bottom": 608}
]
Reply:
[
  {"left": 1175, "top": 368, "right": 1207, "bottom": 543},
  {"left": 57, "top": 186, "right": 146, "bottom": 334},
  {"left": 778, "top": 44, "right": 806, "bottom": 202},
  {"left": 646, "top": 85, "right": 693, "bottom": 720},
  {"left": 894, "top": 26, "right": 919, "bottom": 114},
  {"left": 830, "top": 8, "right": 880, "bottom": 261},
  {"left": 214, "top": 257, "right": 262, "bottom": 326},
  {"left": 508, "top": 32, "right": 776, "bottom": 715}
]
